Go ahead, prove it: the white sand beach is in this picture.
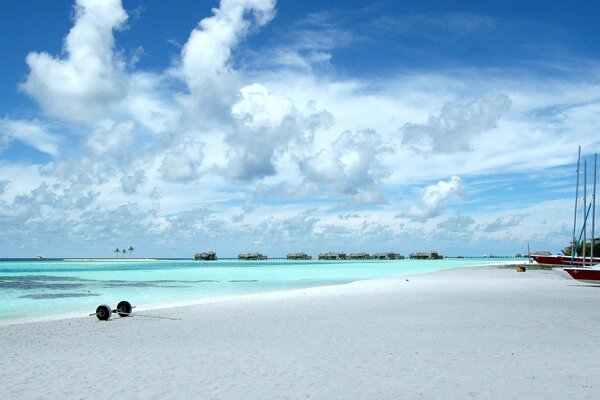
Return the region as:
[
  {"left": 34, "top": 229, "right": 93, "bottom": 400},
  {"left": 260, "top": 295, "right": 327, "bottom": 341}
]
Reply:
[{"left": 1, "top": 265, "right": 599, "bottom": 399}]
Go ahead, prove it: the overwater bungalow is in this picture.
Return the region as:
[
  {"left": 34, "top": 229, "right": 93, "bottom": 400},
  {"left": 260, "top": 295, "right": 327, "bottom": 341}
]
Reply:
[
  {"left": 193, "top": 251, "right": 217, "bottom": 261},
  {"left": 287, "top": 253, "right": 312, "bottom": 260},
  {"left": 238, "top": 252, "right": 267, "bottom": 260},
  {"left": 349, "top": 252, "right": 372, "bottom": 260},
  {"left": 409, "top": 251, "right": 443, "bottom": 259},
  {"left": 318, "top": 252, "right": 347, "bottom": 260},
  {"left": 372, "top": 252, "right": 405, "bottom": 260}
]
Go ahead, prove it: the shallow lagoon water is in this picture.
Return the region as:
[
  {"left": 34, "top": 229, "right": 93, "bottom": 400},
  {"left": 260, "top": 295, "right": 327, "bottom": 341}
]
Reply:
[{"left": 0, "top": 258, "right": 511, "bottom": 322}]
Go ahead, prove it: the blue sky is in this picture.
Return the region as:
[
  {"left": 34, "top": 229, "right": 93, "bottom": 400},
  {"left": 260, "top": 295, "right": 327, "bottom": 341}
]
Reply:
[{"left": 1, "top": 0, "right": 599, "bottom": 258}]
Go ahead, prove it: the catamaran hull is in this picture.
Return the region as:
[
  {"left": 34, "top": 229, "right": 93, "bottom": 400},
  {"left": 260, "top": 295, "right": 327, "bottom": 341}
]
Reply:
[
  {"left": 531, "top": 255, "right": 600, "bottom": 267},
  {"left": 564, "top": 267, "right": 600, "bottom": 284}
]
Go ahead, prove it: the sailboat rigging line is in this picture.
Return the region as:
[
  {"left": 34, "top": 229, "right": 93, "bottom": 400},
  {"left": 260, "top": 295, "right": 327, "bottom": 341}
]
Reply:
[
  {"left": 571, "top": 146, "right": 581, "bottom": 260},
  {"left": 572, "top": 202, "right": 592, "bottom": 265},
  {"left": 591, "top": 154, "right": 597, "bottom": 262},
  {"left": 583, "top": 160, "right": 587, "bottom": 266}
]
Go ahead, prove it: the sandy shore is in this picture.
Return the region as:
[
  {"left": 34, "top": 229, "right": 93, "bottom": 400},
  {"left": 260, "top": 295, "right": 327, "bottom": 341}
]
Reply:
[{"left": 1, "top": 266, "right": 599, "bottom": 399}]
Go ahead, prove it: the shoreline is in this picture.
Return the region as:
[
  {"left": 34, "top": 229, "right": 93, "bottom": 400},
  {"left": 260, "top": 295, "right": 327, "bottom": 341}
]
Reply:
[
  {"left": 0, "top": 261, "right": 529, "bottom": 327},
  {"left": 2, "top": 264, "right": 598, "bottom": 399}
]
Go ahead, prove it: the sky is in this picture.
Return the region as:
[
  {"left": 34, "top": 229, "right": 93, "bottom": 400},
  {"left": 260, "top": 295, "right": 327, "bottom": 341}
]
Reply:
[{"left": 1, "top": 0, "right": 599, "bottom": 258}]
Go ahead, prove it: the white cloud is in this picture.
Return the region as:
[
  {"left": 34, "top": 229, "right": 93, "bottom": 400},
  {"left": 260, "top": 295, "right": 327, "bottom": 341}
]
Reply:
[
  {"left": 400, "top": 176, "right": 465, "bottom": 221},
  {"left": 21, "top": 0, "right": 128, "bottom": 121},
  {"left": 159, "top": 137, "right": 205, "bottom": 183},
  {"left": 179, "top": 0, "right": 276, "bottom": 120},
  {"left": 226, "top": 83, "right": 332, "bottom": 181},
  {"left": 401, "top": 94, "right": 511, "bottom": 153},
  {"left": 120, "top": 170, "right": 146, "bottom": 195},
  {"left": 232, "top": 83, "right": 295, "bottom": 129},
  {"left": 437, "top": 214, "right": 476, "bottom": 232},
  {"left": 299, "top": 129, "right": 391, "bottom": 201},
  {"left": 85, "top": 120, "right": 135, "bottom": 157},
  {"left": 0, "top": 180, "right": 9, "bottom": 195},
  {"left": 0, "top": 118, "right": 60, "bottom": 157},
  {"left": 480, "top": 214, "right": 526, "bottom": 232}
]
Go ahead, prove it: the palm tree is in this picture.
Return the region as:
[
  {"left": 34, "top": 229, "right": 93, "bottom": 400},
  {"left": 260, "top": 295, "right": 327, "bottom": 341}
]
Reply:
[
  {"left": 114, "top": 248, "right": 120, "bottom": 258},
  {"left": 128, "top": 245, "right": 134, "bottom": 258},
  {"left": 121, "top": 249, "right": 127, "bottom": 257}
]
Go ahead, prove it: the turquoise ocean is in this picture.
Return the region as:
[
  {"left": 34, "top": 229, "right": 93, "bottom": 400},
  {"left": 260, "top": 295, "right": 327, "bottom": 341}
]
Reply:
[{"left": 0, "top": 258, "right": 513, "bottom": 323}]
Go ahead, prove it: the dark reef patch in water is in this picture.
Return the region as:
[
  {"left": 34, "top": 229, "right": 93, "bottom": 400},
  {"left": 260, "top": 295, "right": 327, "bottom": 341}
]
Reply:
[
  {"left": 1, "top": 275, "right": 91, "bottom": 282},
  {"left": 103, "top": 282, "right": 181, "bottom": 288},
  {"left": 0, "top": 275, "right": 91, "bottom": 290},
  {"left": 1, "top": 281, "right": 85, "bottom": 290},
  {"left": 101, "top": 279, "right": 220, "bottom": 288},
  {"left": 20, "top": 293, "right": 101, "bottom": 299}
]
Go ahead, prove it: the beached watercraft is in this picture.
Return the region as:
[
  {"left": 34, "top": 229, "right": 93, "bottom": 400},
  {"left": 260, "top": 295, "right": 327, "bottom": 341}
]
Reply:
[
  {"left": 531, "top": 254, "right": 600, "bottom": 267},
  {"left": 563, "top": 266, "right": 600, "bottom": 284},
  {"left": 535, "top": 148, "right": 598, "bottom": 271},
  {"left": 561, "top": 150, "right": 599, "bottom": 283}
]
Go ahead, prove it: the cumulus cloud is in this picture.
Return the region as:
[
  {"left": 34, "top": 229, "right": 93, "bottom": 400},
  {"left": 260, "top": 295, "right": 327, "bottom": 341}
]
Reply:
[
  {"left": 437, "top": 214, "right": 476, "bottom": 232},
  {"left": 0, "top": 118, "right": 60, "bottom": 157},
  {"left": 159, "top": 137, "right": 205, "bottom": 183},
  {"left": 227, "top": 83, "right": 333, "bottom": 181},
  {"left": 12, "top": 182, "right": 98, "bottom": 218},
  {"left": 120, "top": 170, "right": 146, "bottom": 195},
  {"left": 124, "top": 73, "right": 180, "bottom": 135},
  {"left": 0, "top": 180, "right": 9, "bottom": 195},
  {"left": 401, "top": 94, "right": 511, "bottom": 153},
  {"left": 299, "top": 129, "right": 391, "bottom": 201},
  {"left": 480, "top": 214, "right": 526, "bottom": 232},
  {"left": 400, "top": 176, "right": 465, "bottom": 221},
  {"left": 85, "top": 120, "right": 136, "bottom": 157},
  {"left": 0, "top": 132, "right": 11, "bottom": 152},
  {"left": 179, "top": 0, "right": 276, "bottom": 119},
  {"left": 21, "top": 0, "right": 128, "bottom": 121}
]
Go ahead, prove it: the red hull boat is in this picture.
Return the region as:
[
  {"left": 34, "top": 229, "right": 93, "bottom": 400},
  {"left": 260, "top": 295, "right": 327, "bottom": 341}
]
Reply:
[
  {"left": 531, "top": 254, "right": 600, "bottom": 267},
  {"left": 563, "top": 267, "right": 600, "bottom": 284}
]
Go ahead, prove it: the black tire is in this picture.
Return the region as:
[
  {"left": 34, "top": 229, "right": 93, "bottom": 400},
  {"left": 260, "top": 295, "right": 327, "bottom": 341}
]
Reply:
[
  {"left": 116, "top": 300, "right": 132, "bottom": 317},
  {"left": 96, "top": 304, "right": 112, "bottom": 321}
]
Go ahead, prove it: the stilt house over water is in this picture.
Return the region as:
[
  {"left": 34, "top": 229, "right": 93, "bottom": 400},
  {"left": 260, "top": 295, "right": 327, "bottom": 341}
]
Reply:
[
  {"left": 287, "top": 253, "right": 312, "bottom": 260},
  {"left": 238, "top": 252, "right": 268, "bottom": 260},
  {"left": 318, "top": 252, "right": 347, "bottom": 260},
  {"left": 372, "top": 252, "right": 405, "bottom": 260},
  {"left": 409, "top": 251, "right": 443, "bottom": 259},
  {"left": 193, "top": 251, "right": 217, "bottom": 260}
]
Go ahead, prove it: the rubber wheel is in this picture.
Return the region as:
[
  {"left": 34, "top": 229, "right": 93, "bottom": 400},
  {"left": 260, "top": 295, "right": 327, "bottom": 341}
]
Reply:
[
  {"left": 96, "top": 304, "right": 112, "bottom": 321},
  {"left": 116, "top": 300, "right": 132, "bottom": 317}
]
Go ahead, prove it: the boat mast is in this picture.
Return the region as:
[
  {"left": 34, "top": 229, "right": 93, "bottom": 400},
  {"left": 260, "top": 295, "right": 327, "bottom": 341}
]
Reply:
[
  {"left": 583, "top": 160, "right": 587, "bottom": 266},
  {"left": 571, "top": 146, "right": 581, "bottom": 261},
  {"left": 592, "top": 154, "right": 597, "bottom": 263}
]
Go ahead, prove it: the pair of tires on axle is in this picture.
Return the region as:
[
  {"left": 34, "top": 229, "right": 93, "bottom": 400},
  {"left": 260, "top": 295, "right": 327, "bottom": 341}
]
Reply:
[{"left": 91, "top": 300, "right": 134, "bottom": 321}]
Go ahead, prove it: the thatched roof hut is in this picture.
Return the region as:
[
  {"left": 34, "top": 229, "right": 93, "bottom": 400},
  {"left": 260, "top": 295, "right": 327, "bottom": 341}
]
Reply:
[
  {"left": 349, "top": 252, "right": 371, "bottom": 260},
  {"left": 409, "top": 251, "right": 443, "bottom": 259},
  {"left": 238, "top": 252, "right": 267, "bottom": 260},
  {"left": 372, "top": 252, "right": 405, "bottom": 260},
  {"left": 287, "top": 253, "right": 312, "bottom": 260},
  {"left": 318, "top": 252, "right": 347, "bottom": 260},
  {"left": 193, "top": 251, "right": 217, "bottom": 261}
]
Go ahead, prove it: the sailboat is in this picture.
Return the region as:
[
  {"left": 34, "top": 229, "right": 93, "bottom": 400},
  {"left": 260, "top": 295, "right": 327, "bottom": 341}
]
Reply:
[
  {"left": 530, "top": 254, "right": 600, "bottom": 267},
  {"left": 563, "top": 266, "right": 600, "bottom": 284},
  {"left": 562, "top": 151, "right": 600, "bottom": 284},
  {"left": 531, "top": 149, "right": 599, "bottom": 269}
]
